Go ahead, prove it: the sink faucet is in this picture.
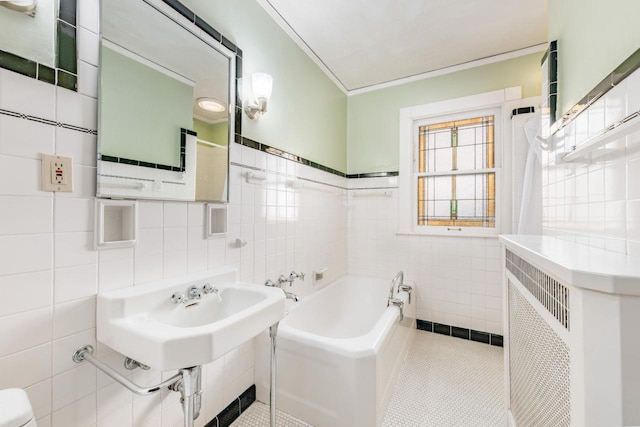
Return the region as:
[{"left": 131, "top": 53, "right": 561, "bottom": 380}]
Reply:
[{"left": 171, "top": 282, "right": 218, "bottom": 304}]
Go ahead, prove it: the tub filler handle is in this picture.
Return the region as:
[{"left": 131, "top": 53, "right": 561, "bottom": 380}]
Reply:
[
  {"left": 389, "top": 297, "right": 404, "bottom": 322},
  {"left": 398, "top": 283, "right": 412, "bottom": 304}
]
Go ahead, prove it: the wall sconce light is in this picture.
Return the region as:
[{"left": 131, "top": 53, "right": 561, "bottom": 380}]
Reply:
[{"left": 244, "top": 72, "right": 273, "bottom": 120}]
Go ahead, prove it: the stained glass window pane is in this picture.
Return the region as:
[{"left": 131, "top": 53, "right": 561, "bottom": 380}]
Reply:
[
  {"left": 457, "top": 146, "right": 475, "bottom": 171},
  {"left": 416, "top": 114, "right": 495, "bottom": 229}
]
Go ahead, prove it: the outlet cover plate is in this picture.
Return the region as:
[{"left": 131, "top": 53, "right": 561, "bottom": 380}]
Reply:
[{"left": 42, "top": 153, "right": 73, "bottom": 192}]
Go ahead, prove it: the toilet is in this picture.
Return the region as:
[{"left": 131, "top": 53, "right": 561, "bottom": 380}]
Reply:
[{"left": 0, "top": 389, "right": 37, "bottom": 427}]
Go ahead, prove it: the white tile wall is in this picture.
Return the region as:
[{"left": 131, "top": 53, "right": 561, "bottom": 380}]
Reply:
[
  {"left": 0, "top": 44, "right": 348, "bottom": 427},
  {"left": 347, "top": 178, "right": 503, "bottom": 335},
  {"left": 0, "top": 1, "right": 332, "bottom": 425},
  {"left": 0, "top": 2, "right": 521, "bottom": 425},
  {"left": 542, "top": 67, "right": 640, "bottom": 256}
]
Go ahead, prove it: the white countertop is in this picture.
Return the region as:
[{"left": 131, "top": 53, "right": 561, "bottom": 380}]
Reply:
[{"left": 499, "top": 235, "right": 640, "bottom": 295}]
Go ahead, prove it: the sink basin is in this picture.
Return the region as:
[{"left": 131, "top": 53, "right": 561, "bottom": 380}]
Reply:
[{"left": 97, "top": 267, "right": 285, "bottom": 371}]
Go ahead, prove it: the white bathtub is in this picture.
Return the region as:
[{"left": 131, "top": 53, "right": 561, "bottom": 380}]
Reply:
[{"left": 255, "top": 275, "right": 416, "bottom": 427}]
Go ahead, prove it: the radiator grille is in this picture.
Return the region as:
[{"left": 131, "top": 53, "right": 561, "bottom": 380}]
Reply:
[
  {"left": 509, "top": 280, "right": 571, "bottom": 427},
  {"left": 506, "top": 250, "right": 570, "bottom": 330}
]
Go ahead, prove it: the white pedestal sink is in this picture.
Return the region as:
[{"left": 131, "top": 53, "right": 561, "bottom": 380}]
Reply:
[{"left": 97, "top": 267, "right": 286, "bottom": 371}]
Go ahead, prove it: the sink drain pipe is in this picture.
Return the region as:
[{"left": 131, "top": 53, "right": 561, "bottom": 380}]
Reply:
[{"left": 72, "top": 345, "right": 201, "bottom": 427}]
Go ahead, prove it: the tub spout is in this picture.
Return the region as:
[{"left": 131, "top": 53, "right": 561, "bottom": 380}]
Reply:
[
  {"left": 265, "top": 278, "right": 298, "bottom": 301},
  {"left": 390, "top": 271, "right": 404, "bottom": 300},
  {"left": 389, "top": 297, "right": 404, "bottom": 321},
  {"left": 283, "top": 290, "right": 299, "bottom": 302}
]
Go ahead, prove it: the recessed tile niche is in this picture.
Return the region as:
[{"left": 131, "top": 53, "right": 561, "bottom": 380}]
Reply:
[{"left": 95, "top": 199, "right": 138, "bottom": 249}]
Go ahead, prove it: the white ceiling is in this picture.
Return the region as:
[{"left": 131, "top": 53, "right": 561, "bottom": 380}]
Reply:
[{"left": 259, "top": 0, "right": 547, "bottom": 93}]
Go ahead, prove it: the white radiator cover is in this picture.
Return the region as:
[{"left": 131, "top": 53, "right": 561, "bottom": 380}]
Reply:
[
  {"left": 508, "top": 280, "right": 570, "bottom": 426},
  {"left": 501, "top": 235, "right": 640, "bottom": 427}
]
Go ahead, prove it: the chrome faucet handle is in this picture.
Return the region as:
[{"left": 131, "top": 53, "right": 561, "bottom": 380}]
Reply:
[
  {"left": 290, "top": 271, "right": 305, "bottom": 281},
  {"left": 187, "top": 285, "right": 202, "bottom": 300},
  {"left": 277, "top": 275, "right": 290, "bottom": 285},
  {"left": 170, "top": 292, "right": 185, "bottom": 304},
  {"left": 202, "top": 283, "right": 215, "bottom": 294},
  {"left": 264, "top": 279, "right": 277, "bottom": 287},
  {"left": 389, "top": 297, "right": 404, "bottom": 321},
  {"left": 398, "top": 284, "right": 412, "bottom": 304}
]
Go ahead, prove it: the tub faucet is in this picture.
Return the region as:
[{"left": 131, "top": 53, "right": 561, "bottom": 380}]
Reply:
[
  {"left": 389, "top": 271, "right": 404, "bottom": 301},
  {"left": 265, "top": 279, "right": 299, "bottom": 301},
  {"left": 277, "top": 271, "right": 305, "bottom": 286},
  {"left": 283, "top": 290, "right": 299, "bottom": 302},
  {"left": 277, "top": 274, "right": 290, "bottom": 285},
  {"left": 289, "top": 271, "right": 305, "bottom": 282},
  {"left": 389, "top": 298, "right": 404, "bottom": 321},
  {"left": 398, "top": 283, "right": 412, "bottom": 304}
]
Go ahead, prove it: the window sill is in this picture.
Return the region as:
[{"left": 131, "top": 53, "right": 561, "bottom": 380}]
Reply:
[{"left": 396, "top": 231, "right": 500, "bottom": 239}]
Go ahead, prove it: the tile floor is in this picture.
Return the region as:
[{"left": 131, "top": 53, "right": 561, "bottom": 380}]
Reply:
[{"left": 231, "top": 330, "right": 506, "bottom": 426}]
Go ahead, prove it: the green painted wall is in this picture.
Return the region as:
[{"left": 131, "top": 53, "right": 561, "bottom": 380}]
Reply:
[
  {"left": 193, "top": 118, "right": 228, "bottom": 146},
  {"left": 182, "top": 0, "right": 348, "bottom": 172},
  {"left": 549, "top": 0, "right": 640, "bottom": 117},
  {"left": 99, "top": 46, "right": 193, "bottom": 167},
  {"left": 347, "top": 53, "right": 542, "bottom": 174}
]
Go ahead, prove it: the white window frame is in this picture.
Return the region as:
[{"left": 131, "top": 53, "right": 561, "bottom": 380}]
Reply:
[{"left": 398, "top": 88, "right": 521, "bottom": 237}]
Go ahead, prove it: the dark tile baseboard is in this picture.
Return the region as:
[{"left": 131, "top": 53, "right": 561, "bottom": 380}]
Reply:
[
  {"left": 417, "top": 319, "right": 503, "bottom": 347},
  {"left": 205, "top": 384, "right": 256, "bottom": 427}
]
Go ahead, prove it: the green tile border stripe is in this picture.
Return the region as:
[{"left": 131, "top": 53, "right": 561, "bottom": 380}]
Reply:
[
  {"left": 0, "top": 0, "right": 78, "bottom": 91},
  {"left": 0, "top": 108, "right": 96, "bottom": 135}
]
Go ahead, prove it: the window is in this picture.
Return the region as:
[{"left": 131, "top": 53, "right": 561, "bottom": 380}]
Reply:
[
  {"left": 416, "top": 114, "right": 496, "bottom": 229},
  {"left": 398, "top": 88, "right": 516, "bottom": 237}
]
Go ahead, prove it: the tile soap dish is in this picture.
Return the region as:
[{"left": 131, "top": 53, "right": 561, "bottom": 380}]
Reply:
[{"left": 95, "top": 199, "right": 137, "bottom": 249}]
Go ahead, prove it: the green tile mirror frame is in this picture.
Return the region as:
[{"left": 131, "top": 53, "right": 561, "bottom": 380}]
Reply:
[{"left": 0, "top": 0, "right": 78, "bottom": 91}]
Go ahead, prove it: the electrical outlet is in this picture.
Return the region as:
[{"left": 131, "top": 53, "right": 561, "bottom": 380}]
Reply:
[{"left": 42, "top": 154, "right": 73, "bottom": 192}]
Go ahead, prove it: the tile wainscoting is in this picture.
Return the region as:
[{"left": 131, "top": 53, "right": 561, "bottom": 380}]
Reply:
[
  {"left": 347, "top": 176, "right": 504, "bottom": 336},
  {"left": 542, "top": 66, "right": 640, "bottom": 256}
]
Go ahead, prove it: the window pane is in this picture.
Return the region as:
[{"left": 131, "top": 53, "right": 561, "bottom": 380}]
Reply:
[
  {"left": 435, "top": 147, "right": 453, "bottom": 172},
  {"left": 457, "top": 200, "right": 476, "bottom": 219},
  {"left": 417, "top": 172, "right": 495, "bottom": 228},
  {"left": 418, "top": 115, "right": 494, "bottom": 173},
  {"left": 457, "top": 127, "right": 476, "bottom": 146},
  {"left": 434, "top": 130, "right": 451, "bottom": 149},
  {"left": 456, "top": 174, "right": 475, "bottom": 200},
  {"left": 457, "top": 146, "right": 475, "bottom": 171},
  {"left": 416, "top": 114, "right": 496, "bottom": 229},
  {"left": 434, "top": 200, "right": 450, "bottom": 218},
  {"left": 433, "top": 176, "right": 452, "bottom": 200}
]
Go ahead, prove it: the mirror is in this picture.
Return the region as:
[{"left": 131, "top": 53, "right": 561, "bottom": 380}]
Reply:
[
  {"left": 97, "top": 0, "right": 235, "bottom": 202},
  {"left": 0, "top": 0, "right": 56, "bottom": 67}
]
